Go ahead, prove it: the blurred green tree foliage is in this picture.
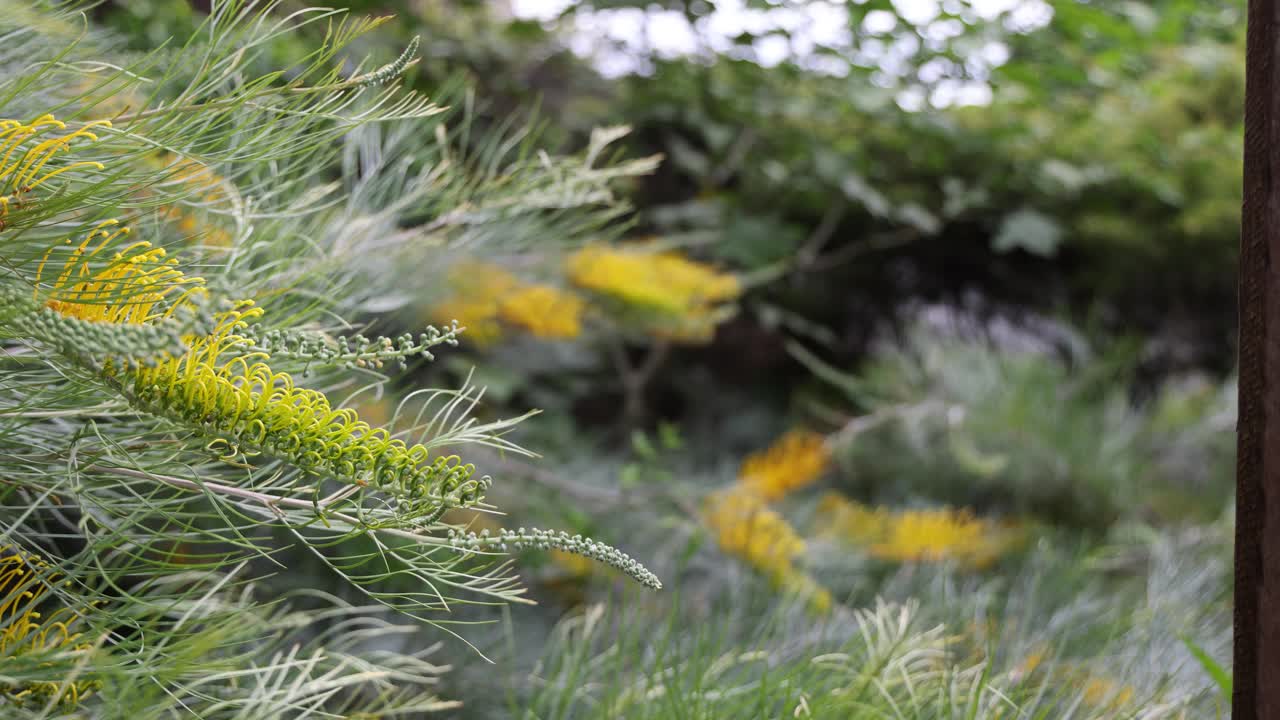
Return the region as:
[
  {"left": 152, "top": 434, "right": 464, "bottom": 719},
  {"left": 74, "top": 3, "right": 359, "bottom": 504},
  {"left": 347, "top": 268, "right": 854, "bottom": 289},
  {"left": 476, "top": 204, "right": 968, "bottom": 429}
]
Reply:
[
  {"left": 105, "top": 1, "right": 1243, "bottom": 377},
  {"left": 273, "top": 0, "right": 1240, "bottom": 371}
]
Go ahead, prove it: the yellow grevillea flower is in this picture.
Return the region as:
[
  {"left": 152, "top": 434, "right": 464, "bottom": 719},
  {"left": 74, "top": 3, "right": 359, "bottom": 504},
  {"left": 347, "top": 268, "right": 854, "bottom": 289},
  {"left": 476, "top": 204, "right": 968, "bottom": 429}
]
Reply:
[
  {"left": 36, "top": 220, "right": 206, "bottom": 324},
  {"left": 39, "top": 226, "right": 485, "bottom": 518},
  {"left": 149, "top": 153, "right": 236, "bottom": 247},
  {"left": 648, "top": 305, "right": 736, "bottom": 344},
  {"left": 499, "top": 284, "right": 584, "bottom": 339},
  {"left": 702, "top": 488, "right": 831, "bottom": 612},
  {"left": 430, "top": 263, "right": 586, "bottom": 344},
  {"left": 738, "top": 430, "right": 829, "bottom": 501},
  {"left": 1080, "top": 675, "right": 1136, "bottom": 709},
  {"left": 430, "top": 297, "right": 505, "bottom": 346},
  {"left": 429, "top": 263, "right": 522, "bottom": 347},
  {"left": 565, "top": 244, "right": 740, "bottom": 322},
  {"left": 814, "top": 492, "right": 890, "bottom": 545},
  {"left": 814, "top": 493, "right": 1020, "bottom": 569},
  {"left": 122, "top": 304, "right": 484, "bottom": 516},
  {"left": 868, "top": 508, "right": 1005, "bottom": 568},
  {"left": 703, "top": 488, "right": 804, "bottom": 581},
  {"left": 0, "top": 549, "right": 99, "bottom": 707},
  {"left": 164, "top": 206, "right": 234, "bottom": 248},
  {"left": 0, "top": 115, "right": 109, "bottom": 223},
  {"left": 143, "top": 151, "right": 233, "bottom": 248},
  {"left": 152, "top": 152, "right": 230, "bottom": 205}
]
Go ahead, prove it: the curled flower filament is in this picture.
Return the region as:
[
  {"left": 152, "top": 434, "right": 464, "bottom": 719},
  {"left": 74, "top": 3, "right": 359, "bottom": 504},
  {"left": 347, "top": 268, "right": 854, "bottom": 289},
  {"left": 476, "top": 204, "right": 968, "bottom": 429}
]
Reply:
[
  {"left": 35, "top": 224, "right": 487, "bottom": 518},
  {"left": 124, "top": 307, "right": 489, "bottom": 516},
  {"left": 0, "top": 116, "right": 109, "bottom": 193},
  {"left": 0, "top": 115, "right": 109, "bottom": 227},
  {"left": 0, "top": 548, "right": 99, "bottom": 707},
  {"left": 36, "top": 220, "right": 206, "bottom": 325}
]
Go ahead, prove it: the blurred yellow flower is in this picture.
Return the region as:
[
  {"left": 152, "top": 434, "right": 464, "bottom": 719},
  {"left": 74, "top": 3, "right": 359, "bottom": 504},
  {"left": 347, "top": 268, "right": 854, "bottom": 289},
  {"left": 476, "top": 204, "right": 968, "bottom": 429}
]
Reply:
[
  {"left": 814, "top": 493, "right": 1020, "bottom": 569},
  {"left": 549, "top": 549, "right": 597, "bottom": 577},
  {"left": 1007, "top": 645, "right": 1138, "bottom": 711},
  {"left": 738, "top": 430, "right": 829, "bottom": 501},
  {"left": 1020, "top": 646, "right": 1048, "bottom": 676},
  {"left": 167, "top": 206, "right": 234, "bottom": 247},
  {"left": 430, "top": 297, "right": 504, "bottom": 346},
  {"left": 870, "top": 508, "right": 990, "bottom": 563},
  {"left": 702, "top": 488, "right": 804, "bottom": 581},
  {"left": 152, "top": 152, "right": 232, "bottom": 205},
  {"left": 430, "top": 264, "right": 588, "bottom": 346},
  {"left": 783, "top": 570, "right": 834, "bottom": 615},
  {"left": 428, "top": 263, "right": 522, "bottom": 347},
  {"left": 565, "top": 244, "right": 739, "bottom": 323},
  {"left": 429, "top": 247, "right": 738, "bottom": 347},
  {"left": 1080, "top": 676, "right": 1135, "bottom": 709},
  {"left": 345, "top": 394, "right": 394, "bottom": 429},
  {"left": 814, "top": 492, "right": 891, "bottom": 545},
  {"left": 702, "top": 488, "right": 833, "bottom": 613},
  {"left": 499, "top": 284, "right": 584, "bottom": 339}
]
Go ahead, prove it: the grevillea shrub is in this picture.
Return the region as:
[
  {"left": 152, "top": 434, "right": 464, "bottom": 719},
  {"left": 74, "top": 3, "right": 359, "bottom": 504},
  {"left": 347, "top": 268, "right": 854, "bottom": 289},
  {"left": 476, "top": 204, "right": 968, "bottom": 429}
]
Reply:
[{"left": 0, "top": 2, "right": 658, "bottom": 715}]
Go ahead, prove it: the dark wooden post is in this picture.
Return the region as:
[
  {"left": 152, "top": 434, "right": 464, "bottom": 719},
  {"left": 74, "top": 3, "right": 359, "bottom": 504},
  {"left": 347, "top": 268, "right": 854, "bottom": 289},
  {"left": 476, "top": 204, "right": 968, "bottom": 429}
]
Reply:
[{"left": 1238, "top": 0, "right": 1278, "bottom": 715}]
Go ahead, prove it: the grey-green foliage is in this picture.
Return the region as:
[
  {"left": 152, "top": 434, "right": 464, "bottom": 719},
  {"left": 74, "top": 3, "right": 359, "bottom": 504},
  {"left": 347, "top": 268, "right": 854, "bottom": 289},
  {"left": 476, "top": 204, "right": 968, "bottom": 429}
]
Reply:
[
  {"left": 0, "top": 282, "right": 213, "bottom": 367},
  {"left": 514, "top": 598, "right": 1162, "bottom": 720},
  {"left": 794, "top": 317, "right": 1232, "bottom": 529},
  {"left": 446, "top": 526, "right": 661, "bottom": 590},
  {"left": 511, "top": 516, "right": 1231, "bottom": 720},
  {"left": 241, "top": 324, "right": 464, "bottom": 374},
  {"left": 0, "top": 1, "right": 658, "bottom": 716}
]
